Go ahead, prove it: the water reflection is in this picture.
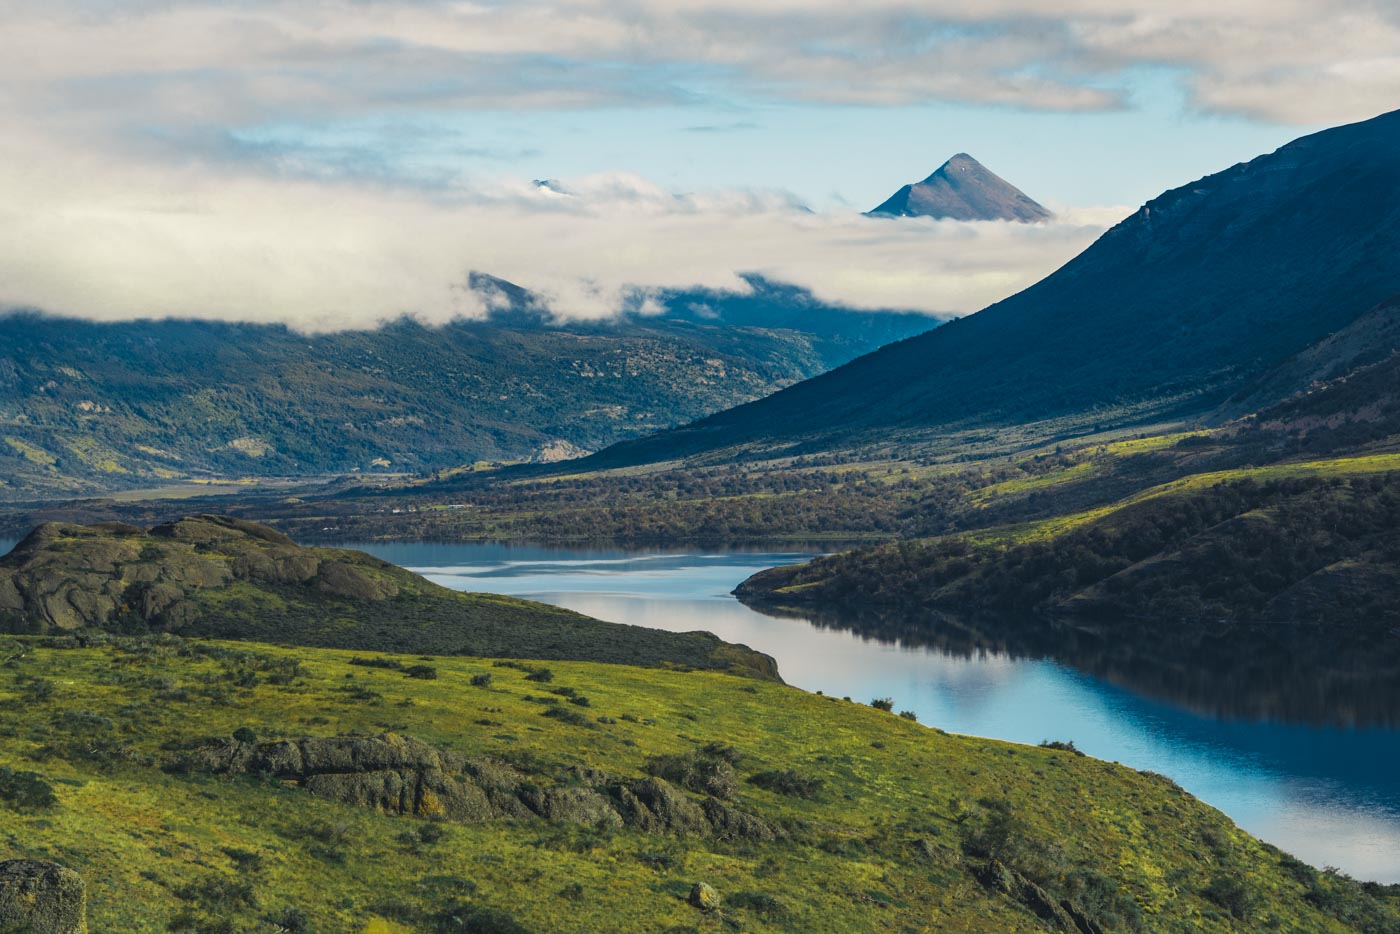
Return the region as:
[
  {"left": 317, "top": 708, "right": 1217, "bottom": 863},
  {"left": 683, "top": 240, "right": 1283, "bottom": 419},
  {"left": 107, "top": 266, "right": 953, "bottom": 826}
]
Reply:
[{"left": 754, "top": 602, "right": 1400, "bottom": 729}]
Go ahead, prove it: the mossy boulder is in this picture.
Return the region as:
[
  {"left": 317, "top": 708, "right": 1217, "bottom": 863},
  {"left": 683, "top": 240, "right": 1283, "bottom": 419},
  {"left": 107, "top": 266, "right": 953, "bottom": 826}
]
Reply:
[
  {"left": 0, "top": 860, "right": 87, "bottom": 934},
  {"left": 688, "top": 882, "right": 720, "bottom": 911}
]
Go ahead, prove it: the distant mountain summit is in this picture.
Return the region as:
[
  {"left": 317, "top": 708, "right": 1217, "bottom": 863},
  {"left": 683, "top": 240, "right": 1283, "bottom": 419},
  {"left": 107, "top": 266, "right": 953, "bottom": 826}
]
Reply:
[
  {"left": 868, "top": 153, "right": 1054, "bottom": 222},
  {"left": 587, "top": 108, "right": 1400, "bottom": 469}
]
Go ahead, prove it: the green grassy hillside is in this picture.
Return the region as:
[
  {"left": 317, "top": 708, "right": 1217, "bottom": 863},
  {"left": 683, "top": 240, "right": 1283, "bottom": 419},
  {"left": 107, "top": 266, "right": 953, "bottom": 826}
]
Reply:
[
  {"left": 2, "top": 634, "right": 1396, "bottom": 932},
  {"left": 0, "top": 516, "right": 776, "bottom": 678}
]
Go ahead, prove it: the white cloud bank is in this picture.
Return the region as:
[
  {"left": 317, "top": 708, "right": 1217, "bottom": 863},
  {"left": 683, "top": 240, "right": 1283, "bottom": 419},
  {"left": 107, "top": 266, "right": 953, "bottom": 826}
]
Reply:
[
  {"left": 0, "top": 1, "right": 1391, "bottom": 330},
  {"left": 0, "top": 141, "right": 1120, "bottom": 330}
]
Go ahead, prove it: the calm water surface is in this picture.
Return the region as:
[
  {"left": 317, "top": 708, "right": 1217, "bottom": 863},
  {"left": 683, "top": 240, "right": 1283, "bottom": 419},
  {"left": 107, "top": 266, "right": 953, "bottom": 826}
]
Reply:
[{"left": 345, "top": 541, "right": 1400, "bottom": 882}]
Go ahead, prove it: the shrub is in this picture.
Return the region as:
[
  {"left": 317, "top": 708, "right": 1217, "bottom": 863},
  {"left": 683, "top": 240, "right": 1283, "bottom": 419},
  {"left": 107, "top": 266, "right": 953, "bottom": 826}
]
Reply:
[
  {"left": 470, "top": 673, "right": 493, "bottom": 688},
  {"left": 430, "top": 904, "right": 531, "bottom": 934},
  {"left": 232, "top": 727, "right": 259, "bottom": 745},
  {"left": 726, "top": 891, "right": 789, "bottom": 920},
  {"left": 524, "top": 668, "right": 554, "bottom": 683},
  {"left": 0, "top": 766, "right": 57, "bottom": 811},
  {"left": 870, "top": 697, "right": 894, "bottom": 712},
  {"left": 1202, "top": 873, "right": 1259, "bottom": 921},
  {"left": 1039, "top": 740, "right": 1085, "bottom": 756},
  {"left": 898, "top": 710, "right": 918, "bottom": 721},
  {"left": 748, "top": 769, "right": 823, "bottom": 799},
  {"left": 349, "top": 657, "right": 404, "bottom": 670},
  {"left": 404, "top": 665, "right": 438, "bottom": 680},
  {"left": 541, "top": 707, "right": 589, "bottom": 727},
  {"left": 222, "top": 847, "right": 263, "bottom": 873},
  {"left": 960, "top": 799, "right": 1025, "bottom": 863}
]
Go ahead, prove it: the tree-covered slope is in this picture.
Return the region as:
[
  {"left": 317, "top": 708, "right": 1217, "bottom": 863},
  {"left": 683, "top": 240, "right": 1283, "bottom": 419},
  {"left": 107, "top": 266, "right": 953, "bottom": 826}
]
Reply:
[
  {"left": 0, "top": 516, "right": 777, "bottom": 678},
  {"left": 0, "top": 282, "right": 934, "bottom": 500},
  {"left": 737, "top": 465, "right": 1400, "bottom": 628},
  {"left": 2, "top": 635, "right": 1396, "bottom": 932},
  {"left": 585, "top": 108, "right": 1400, "bottom": 469}
]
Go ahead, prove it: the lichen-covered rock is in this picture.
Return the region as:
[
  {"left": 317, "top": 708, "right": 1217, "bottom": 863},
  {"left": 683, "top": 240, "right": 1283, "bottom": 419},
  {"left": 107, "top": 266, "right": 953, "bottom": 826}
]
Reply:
[
  {"left": 615, "top": 778, "right": 712, "bottom": 837},
  {"left": 525, "top": 786, "right": 624, "bottom": 829},
  {"left": 701, "top": 797, "right": 779, "bottom": 842},
  {"left": 178, "top": 732, "right": 776, "bottom": 843},
  {"left": 688, "top": 882, "right": 720, "bottom": 911},
  {"left": 976, "top": 859, "right": 1083, "bottom": 932},
  {"left": 0, "top": 860, "right": 87, "bottom": 934}
]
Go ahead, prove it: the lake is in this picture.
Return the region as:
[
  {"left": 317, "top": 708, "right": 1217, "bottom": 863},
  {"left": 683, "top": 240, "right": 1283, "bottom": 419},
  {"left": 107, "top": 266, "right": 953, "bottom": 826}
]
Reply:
[{"left": 349, "top": 540, "right": 1400, "bottom": 883}]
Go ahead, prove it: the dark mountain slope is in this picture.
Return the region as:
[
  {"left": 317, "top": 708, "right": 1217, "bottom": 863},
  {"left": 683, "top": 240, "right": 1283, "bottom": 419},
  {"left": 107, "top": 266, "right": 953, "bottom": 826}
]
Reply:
[
  {"left": 588, "top": 109, "right": 1400, "bottom": 469},
  {"left": 868, "top": 153, "right": 1054, "bottom": 222},
  {"left": 0, "top": 283, "right": 934, "bottom": 499}
]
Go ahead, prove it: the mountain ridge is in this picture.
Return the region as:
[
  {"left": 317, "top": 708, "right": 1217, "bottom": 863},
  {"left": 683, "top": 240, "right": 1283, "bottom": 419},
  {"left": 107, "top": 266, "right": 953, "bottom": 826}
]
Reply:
[
  {"left": 0, "top": 279, "right": 936, "bottom": 500},
  {"left": 582, "top": 108, "right": 1400, "bottom": 471}
]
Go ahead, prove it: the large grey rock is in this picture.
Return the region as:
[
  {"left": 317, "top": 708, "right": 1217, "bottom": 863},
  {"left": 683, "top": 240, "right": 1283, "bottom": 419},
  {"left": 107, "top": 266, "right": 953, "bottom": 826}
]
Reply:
[{"left": 0, "top": 860, "right": 87, "bottom": 934}]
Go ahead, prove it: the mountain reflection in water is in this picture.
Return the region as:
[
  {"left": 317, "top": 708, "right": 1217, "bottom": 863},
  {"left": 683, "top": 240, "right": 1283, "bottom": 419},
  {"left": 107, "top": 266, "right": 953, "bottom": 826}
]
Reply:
[{"left": 751, "top": 602, "right": 1400, "bottom": 729}]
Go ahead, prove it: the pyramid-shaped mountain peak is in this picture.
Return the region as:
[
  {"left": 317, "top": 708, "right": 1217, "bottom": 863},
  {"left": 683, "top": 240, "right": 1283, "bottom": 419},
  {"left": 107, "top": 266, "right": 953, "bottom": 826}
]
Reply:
[{"left": 869, "top": 153, "right": 1053, "bottom": 222}]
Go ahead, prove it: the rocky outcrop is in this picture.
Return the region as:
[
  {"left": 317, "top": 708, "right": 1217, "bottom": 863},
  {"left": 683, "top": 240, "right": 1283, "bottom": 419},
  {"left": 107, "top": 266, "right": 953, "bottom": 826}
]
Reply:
[
  {"left": 0, "top": 860, "right": 87, "bottom": 934},
  {"left": 0, "top": 517, "right": 781, "bottom": 681},
  {"left": 976, "top": 859, "right": 1104, "bottom": 934},
  {"left": 0, "top": 516, "right": 401, "bottom": 633},
  {"left": 179, "top": 732, "right": 778, "bottom": 842}
]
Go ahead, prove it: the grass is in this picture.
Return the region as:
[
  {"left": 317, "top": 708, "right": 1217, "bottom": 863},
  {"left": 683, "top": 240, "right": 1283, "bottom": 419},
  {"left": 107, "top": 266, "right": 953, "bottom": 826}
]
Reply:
[
  {"left": 968, "top": 452, "right": 1400, "bottom": 547},
  {"left": 0, "top": 635, "right": 1394, "bottom": 932}
]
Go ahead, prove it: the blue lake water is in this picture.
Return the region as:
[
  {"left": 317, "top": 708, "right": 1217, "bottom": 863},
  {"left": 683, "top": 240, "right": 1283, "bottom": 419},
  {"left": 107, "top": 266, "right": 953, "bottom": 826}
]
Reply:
[{"left": 350, "top": 541, "right": 1400, "bottom": 883}]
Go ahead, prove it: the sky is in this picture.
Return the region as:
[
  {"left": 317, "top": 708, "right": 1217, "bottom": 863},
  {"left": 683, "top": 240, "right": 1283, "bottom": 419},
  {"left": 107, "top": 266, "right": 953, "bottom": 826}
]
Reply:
[{"left": 1, "top": 1, "right": 1396, "bottom": 330}]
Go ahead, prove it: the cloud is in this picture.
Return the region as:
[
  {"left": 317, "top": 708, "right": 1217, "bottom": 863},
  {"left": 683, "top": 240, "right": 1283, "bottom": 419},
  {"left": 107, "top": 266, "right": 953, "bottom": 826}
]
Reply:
[
  {"left": 0, "top": 135, "right": 1116, "bottom": 331},
  {"left": 0, "top": 2, "right": 1389, "bottom": 332},
  {"left": 1, "top": 2, "right": 1395, "bottom": 130}
]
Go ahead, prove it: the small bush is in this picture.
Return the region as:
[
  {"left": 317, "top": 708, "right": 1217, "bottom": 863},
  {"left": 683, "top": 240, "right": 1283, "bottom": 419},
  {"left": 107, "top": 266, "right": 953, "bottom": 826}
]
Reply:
[
  {"left": 541, "top": 707, "right": 589, "bottom": 727},
  {"left": 870, "top": 697, "right": 894, "bottom": 712},
  {"left": 349, "top": 657, "right": 404, "bottom": 670},
  {"left": 748, "top": 769, "right": 823, "bottom": 799},
  {"left": 1202, "top": 873, "right": 1259, "bottom": 921},
  {"left": 524, "top": 668, "right": 554, "bottom": 683},
  {"left": 470, "top": 673, "right": 493, "bottom": 688},
  {"left": 222, "top": 847, "right": 263, "bottom": 873},
  {"left": 404, "top": 665, "right": 438, "bottom": 680},
  {"left": 898, "top": 710, "right": 918, "bottom": 721},
  {"left": 0, "top": 766, "right": 57, "bottom": 811},
  {"left": 430, "top": 903, "right": 531, "bottom": 934},
  {"left": 1039, "top": 740, "right": 1085, "bottom": 757},
  {"left": 232, "top": 727, "right": 259, "bottom": 745},
  {"left": 726, "top": 891, "right": 789, "bottom": 920}
]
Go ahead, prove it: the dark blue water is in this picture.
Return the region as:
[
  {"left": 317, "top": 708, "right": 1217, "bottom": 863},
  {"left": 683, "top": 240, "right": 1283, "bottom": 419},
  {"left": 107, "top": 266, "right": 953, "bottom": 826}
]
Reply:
[{"left": 352, "top": 541, "right": 1400, "bottom": 882}]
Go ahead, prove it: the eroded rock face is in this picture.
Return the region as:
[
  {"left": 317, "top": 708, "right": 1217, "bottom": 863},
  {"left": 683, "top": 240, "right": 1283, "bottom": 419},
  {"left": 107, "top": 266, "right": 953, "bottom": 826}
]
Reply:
[
  {"left": 180, "top": 732, "right": 779, "bottom": 843},
  {"left": 976, "top": 859, "right": 1103, "bottom": 934},
  {"left": 0, "top": 516, "right": 401, "bottom": 633},
  {"left": 0, "top": 860, "right": 87, "bottom": 934}
]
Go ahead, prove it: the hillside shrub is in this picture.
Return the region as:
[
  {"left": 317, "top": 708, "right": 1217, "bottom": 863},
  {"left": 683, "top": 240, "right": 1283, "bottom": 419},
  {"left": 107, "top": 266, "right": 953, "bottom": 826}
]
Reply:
[
  {"left": 0, "top": 766, "right": 57, "bottom": 811},
  {"left": 748, "top": 769, "right": 823, "bottom": 799}
]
